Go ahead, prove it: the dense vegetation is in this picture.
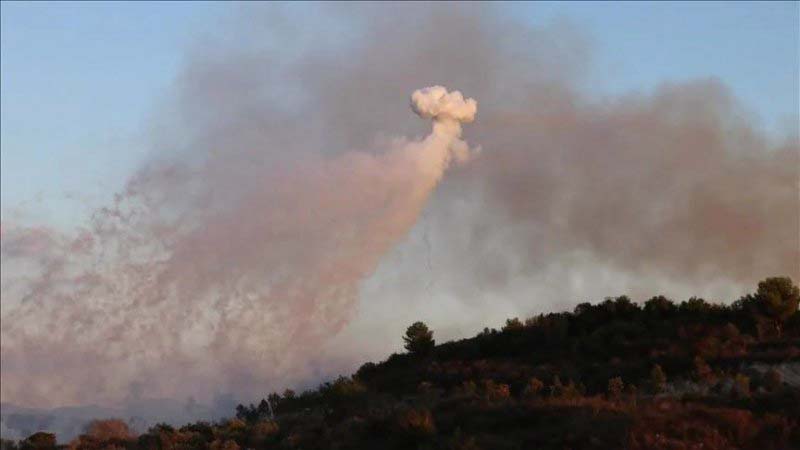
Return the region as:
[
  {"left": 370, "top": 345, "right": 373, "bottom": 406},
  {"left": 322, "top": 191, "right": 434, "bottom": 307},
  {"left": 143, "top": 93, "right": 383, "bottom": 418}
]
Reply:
[{"left": 3, "top": 277, "right": 799, "bottom": 450}]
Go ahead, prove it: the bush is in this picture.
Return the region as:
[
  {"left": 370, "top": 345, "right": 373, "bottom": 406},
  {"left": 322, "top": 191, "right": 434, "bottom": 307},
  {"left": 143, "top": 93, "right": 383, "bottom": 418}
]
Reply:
[
  {"left": 83, "top": 419, "right": 134, "bottom": 441},
  {"left": 651, "top": 365, "right": 667, "bottom": 393},
  {"left": 523, "top": 377, "right": 545, "bottom": 398},
  {"left": 549, "top": 376, "right": 582, "bottom": 400},
  {"left": 247, "top": 420, "right": 279, "bottom": 447},
  {"left": 20, "top": 433, "right": 56, "bottom": 450},
  {"left": 326, "top": 376, "right": 367, "bottom": 398},
  {"left": 396, "top": 408, "right": 435, "bottom": 436},
  {"left": 482, "top": 380, "right": 510, "bottom": 402},
  {"left": 209, "top": 440, "right": 239, "bottom": 450},
  {"left": 733, "top": 374, "right": 750, "bottom": 399},
  {"left": 607, "top": 377, "right": 624, "bottom": 401},
  {"left": 763, "top": 368, "right": 783, "bottom": 392},
  {"left": 458, "top": 380, "right": 478, "bottom": 397},
  {"left": 693, "top": 356, "right": 716, "bottom": 385},
  {"left": 448, "top": 429, "right": 481, "bottom": 450}
]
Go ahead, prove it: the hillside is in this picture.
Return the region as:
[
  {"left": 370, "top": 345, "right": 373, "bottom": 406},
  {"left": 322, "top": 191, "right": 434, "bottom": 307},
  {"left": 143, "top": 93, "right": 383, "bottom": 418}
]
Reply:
[{"left": 3, "top": 277, "right": 799, "bottom": 450}]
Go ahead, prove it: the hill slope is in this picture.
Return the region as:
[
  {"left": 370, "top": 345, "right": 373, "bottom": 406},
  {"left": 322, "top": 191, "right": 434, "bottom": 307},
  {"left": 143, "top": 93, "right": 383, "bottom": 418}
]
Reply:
[{"left": 3, "top": 277, "right": 800, "bottom": 450}]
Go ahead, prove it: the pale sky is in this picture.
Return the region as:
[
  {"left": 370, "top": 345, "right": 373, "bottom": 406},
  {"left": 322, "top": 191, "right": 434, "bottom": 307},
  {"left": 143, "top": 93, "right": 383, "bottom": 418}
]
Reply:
[{"left": 2, "top": 1, "right": 798, "bottom": 226}]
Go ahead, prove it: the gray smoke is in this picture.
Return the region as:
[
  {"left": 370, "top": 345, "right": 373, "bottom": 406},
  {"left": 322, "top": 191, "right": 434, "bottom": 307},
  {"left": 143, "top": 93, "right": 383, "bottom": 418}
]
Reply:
[{"left": 1, "top": 3, "right": 797, "bottom": 413}]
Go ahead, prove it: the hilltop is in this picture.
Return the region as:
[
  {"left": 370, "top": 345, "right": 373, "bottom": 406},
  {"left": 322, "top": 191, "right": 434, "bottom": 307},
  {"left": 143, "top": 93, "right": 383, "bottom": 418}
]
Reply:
[{"left": 3, "top": 277, "right": 799, "bottom": 450}]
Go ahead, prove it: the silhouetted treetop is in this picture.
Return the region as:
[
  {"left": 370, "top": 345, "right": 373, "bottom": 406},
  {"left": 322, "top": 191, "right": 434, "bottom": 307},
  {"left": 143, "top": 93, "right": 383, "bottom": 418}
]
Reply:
[{"left": 404, "top": 321, "right": 435, "bottom": 356}]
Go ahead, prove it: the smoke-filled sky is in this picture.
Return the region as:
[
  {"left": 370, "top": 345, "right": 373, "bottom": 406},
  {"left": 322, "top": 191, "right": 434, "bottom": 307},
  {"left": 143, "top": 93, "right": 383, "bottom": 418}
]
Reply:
[{"left": 1, "top": 2, "right": 799, "bottom": 412}]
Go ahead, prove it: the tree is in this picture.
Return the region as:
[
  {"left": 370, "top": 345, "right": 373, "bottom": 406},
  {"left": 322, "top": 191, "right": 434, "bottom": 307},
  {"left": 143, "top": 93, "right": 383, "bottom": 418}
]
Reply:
[
  {"left": 680, "top": 297, "right": 710, "bottom": 314},
  {"left": 756, "top": 277, "right": 799, "bottom": 335},
  {"left": 644, "top": 296, "right": 676, "bottom": 316},
  {"left": 502, "top": 317, "right": 524, "bottom": 332},
  {"left": 403, "top": 321, "right": 435, "bottom": 356}
]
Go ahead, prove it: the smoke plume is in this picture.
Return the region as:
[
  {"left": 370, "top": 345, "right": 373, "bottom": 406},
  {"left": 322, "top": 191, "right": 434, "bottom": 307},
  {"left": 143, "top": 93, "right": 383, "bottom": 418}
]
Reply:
[
  {"left": 0, "top": 83, "right": 476, "bottom": 407},
  {"left": 1, "top": 3, "right": 797, "bottom": 411}
]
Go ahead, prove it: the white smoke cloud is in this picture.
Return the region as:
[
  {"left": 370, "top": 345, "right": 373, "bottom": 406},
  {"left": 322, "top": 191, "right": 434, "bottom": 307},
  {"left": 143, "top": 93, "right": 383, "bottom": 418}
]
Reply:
[
  {"left": 411, "top": 86, "right": 477, "bottom": 124},
  {"left": 411, "top": 86, "right": 478, "bottom": 165}
]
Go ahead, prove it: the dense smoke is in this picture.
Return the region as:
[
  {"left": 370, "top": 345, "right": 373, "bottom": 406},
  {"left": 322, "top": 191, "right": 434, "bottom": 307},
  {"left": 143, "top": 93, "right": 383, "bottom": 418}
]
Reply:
[
  {"left": 1, "top": 82, "right": 477, "bottom": 407},
  {"left": 1, "top": 2, "right": 797, "bottom": 412}
]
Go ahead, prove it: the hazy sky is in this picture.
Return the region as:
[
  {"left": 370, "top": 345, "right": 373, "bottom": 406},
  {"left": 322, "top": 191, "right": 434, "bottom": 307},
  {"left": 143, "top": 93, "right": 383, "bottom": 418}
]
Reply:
[{"left": 2, "top": 1, "right": 798, "bottom": 227}]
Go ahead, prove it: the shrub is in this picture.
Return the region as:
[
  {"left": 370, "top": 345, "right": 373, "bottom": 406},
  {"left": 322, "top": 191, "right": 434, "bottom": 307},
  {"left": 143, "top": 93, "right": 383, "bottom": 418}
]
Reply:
[
  {"left": 651, "top": 365, "right": 667, "bottom": 393},
  {"left": 607, "top": 377, "right": 624, "bottom": 401},
  {"left": 482, "top": 380, "right": 510, "bottom": 402},
  {"left": 448, "top": 429, "right": 481, "bottom": 450},
  {"left": 733, "top": 374, "right": 750, "bottom": 399},
  {"left": 693, "top": 356, "right": 716, "bottom": 385},
  {"left": 549, "top": 376, "right": 582, "bottom": 400},
  {"left": 247, "top": 420, "right": 279, "bottom": 447},
  {"left": 417, "top": 381, "right": 434, "bottom": 393},
  {"left": 19, "top": 433, "right": 56, "bottom": 450},
  {"left": 396, "top": 408, "right": 435, "bottom": 436},
  {"left": 626, "top": 384, "right": 639, "bottom": 406},
  {"left": 523, "top": 377, "right": 545, "bottom": 398},
  {"left": 83, "top": 419, "right": 134, "bottom": 441},
  {"left": 763, "top": 368, "right": 783, "bottom": 392},
  {"left": 327, "top": 376, "right": 367, "bottom": 398},
  {"left": 209, "top": 440, "right": 239, "bottom": 450},
  {"left": 561, "top": 380, "right": 584, "bottom": 400},
  {"left": 459, "top": 380, "right": 478, "bottom": 397}
]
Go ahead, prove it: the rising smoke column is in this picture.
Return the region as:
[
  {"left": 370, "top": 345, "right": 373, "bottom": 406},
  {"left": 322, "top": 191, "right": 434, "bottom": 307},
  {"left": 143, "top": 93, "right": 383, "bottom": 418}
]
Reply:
[{"left": 0, "top": 86, "right": 477, "bottom": 407}]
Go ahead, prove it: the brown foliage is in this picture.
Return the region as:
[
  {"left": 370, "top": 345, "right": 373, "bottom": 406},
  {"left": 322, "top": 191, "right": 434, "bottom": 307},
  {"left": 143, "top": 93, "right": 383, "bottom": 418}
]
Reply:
[
  {"left": 607, "top": 377, "right": 624, "bottom": 401},
  {"left": 628, "top": 400, "right": 794, "bottom": 450},
  {"left": 396, "top": 408, "right": 436, "bottom": 436},
  {"left": 83, "top": 420, "right": 134, "bottom": 441}
]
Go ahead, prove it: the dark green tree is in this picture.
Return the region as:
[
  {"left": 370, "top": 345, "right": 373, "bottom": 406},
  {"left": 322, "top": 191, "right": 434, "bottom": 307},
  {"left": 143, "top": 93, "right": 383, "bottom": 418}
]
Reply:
[
  {"left": 756, "top": 276, "right": 799, "bottom": 335},
  {"left": 644, "top": 295, "right": 676, "bottom": 316},
  {"left": 501, "top": 317, "right": 524, "bottom": 332},
  {"left": 403, "top": 321, "right": 435, "bottom": 356}
]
